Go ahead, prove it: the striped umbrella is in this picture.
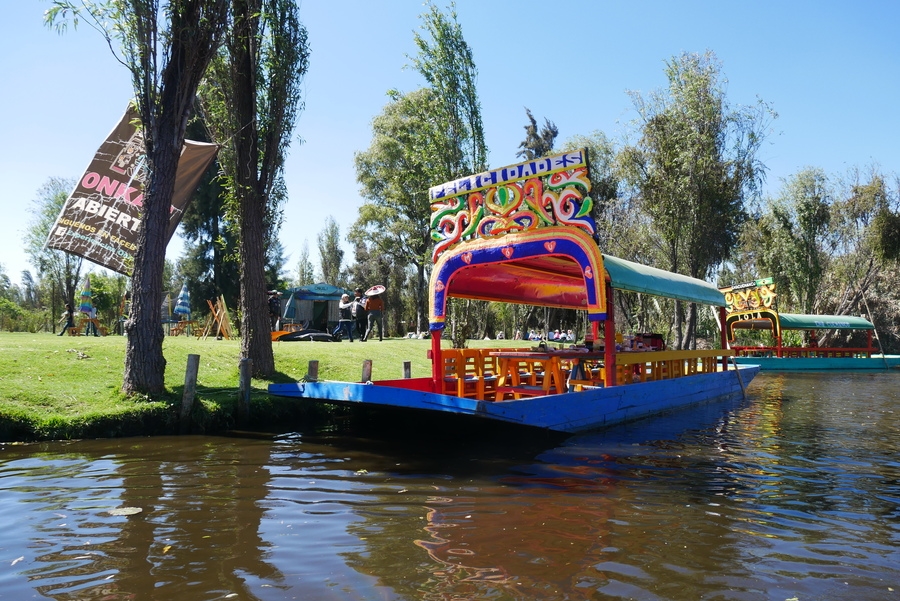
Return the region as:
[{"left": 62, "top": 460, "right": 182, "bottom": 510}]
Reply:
[
  {"left": 78, "top": 275, "right": 93, "bottom": 315},
  {"left": 174, "top": 282, "right": 191, "bottom": 317}
]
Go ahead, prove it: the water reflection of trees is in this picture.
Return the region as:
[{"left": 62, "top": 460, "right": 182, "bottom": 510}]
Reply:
[{"left": 7, "top": 436, "right": 280, "bottom": 601}]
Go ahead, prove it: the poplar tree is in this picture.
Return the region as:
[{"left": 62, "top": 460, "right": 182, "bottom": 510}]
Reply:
[
  {"left": 621, "top": 51, "right": 774, "bottom": 348},
  {"left": 47, "top": 0, "right": 229, "bottom": 394},
  {"left": 199, "top": 0, "right": 310, "bottom": 377}
]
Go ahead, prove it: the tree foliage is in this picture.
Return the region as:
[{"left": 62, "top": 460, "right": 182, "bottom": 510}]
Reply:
[
  {"left": 352, "top": 88, "right": 445, "bottom": 332},
  {"left": 621, "top": 50, "right": 774, "bottom": 347},
  {"left": 517, "top": 107, "right": 558, "bottom": 160},
  {"left": 176, "top": 119, "right": 241, "bottom": 314},
  {"left": 317, "top": 217, "right": 344, "bottom": 286},
  {"left": 293, "top": 241, "right": 316, "bottom": 287},
  {"left": 410, "top": 0, "right": 487, "bottom": 177},
  {"left": 757, "top": 168, "right": 833, "bottom": 314},
  {"left": 24, "top": 177, "right": 83, "bottom": 324}
]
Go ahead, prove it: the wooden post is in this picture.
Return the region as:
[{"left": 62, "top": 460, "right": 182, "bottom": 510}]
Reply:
[
  {"left": 180, "top": 354, "right": 200, "bottom": 435},
  {"left": 361, "top": 359, "right": 373, "bottom": 382},
  {"left": 403, "top": 361, "right": 412, "bottom": 379},
  {"left": 307, "top": 360, "right": 319, "bottom": 381},
  {"left": 239, "top": 358, "right": 252, "bottom": 423}
]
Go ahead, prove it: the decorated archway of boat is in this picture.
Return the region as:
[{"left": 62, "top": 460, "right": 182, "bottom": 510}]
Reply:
[
  {"left": 720, "top": 277, "right": 880, "bottom": 359},
  {"left": 426, "top": 149, "right": 738, "bottom": 394}
]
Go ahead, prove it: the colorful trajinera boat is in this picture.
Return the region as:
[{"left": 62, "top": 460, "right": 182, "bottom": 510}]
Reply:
[
  {"left": 722, "top": 277, "right": 900, "bottom": 371},
  {"left": 269, "top": 150, "right": 759, "bottom": 433}
]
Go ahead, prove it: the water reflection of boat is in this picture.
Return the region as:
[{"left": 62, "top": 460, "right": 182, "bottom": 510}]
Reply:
[
  {"left": 722, "top": 278, "right": 900, "bottom": 371},
  {"left": 270, "top": 149, "right": 758, "bottom": 432}
]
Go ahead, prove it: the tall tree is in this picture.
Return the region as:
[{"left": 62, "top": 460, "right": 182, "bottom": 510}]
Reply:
[
  {"left": 517, "top": 107, "right": 558, "bottom": 160},
  {"left": 407, "top": 2, "right": 488, "bottom": 338},
  {"left": 294, "top": 241, "right": 315, "bottom": 287},
  {"left": 317, "top": 217, "right": 343, "bottom": 285},
  {"left": 410, "top": 1, "right": 487, "bottom": 177},
  {"left": 199, "top": 0, "right": 309, "bottom": 376},
  {"left": 757, "top": 168, "right": 833, "bottom": 314},
  {"left": 24, "top": 177, "right": 83, "bottom": 330},
  {"left": 352, "top": 88, "right": 445, "bottom": 333},
  {"left": 621, "top": 51, "right": 773, "bottom": 348},
  {"left": 48, "top": 0, "right": 229, "bottom": 394}
]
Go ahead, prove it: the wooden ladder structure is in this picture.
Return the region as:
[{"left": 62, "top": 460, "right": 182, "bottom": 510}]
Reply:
[{"left": 199, "top": 295, "right": 235, "bottom": 339}]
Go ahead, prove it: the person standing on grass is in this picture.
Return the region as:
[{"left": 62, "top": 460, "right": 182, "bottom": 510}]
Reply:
[
  {"left": 333, "top": 294, "right": 355, "bottom": 342},
  {"left": 58, "top": 303, "right": 75, "bottom": 336},
  {"left": 363, "top": 293, "right": 384, "bottom": 342},
  {"left": 352, "top": 288, "right": 367, "bottom": 340}
]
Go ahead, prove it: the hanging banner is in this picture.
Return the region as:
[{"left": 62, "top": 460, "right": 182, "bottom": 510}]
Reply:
[{"left": 45, "top": 105, "right": 218, "bottom": 275}]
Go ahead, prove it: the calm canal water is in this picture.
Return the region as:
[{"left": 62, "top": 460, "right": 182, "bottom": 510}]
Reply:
[{"left": 1, "top": 371, "right": 899, "bottom": 600}]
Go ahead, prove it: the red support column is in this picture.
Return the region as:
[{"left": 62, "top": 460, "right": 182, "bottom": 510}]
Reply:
[
  {"left": 430, "top": 329, "right": 443, "bottom": 393},
  {"left": 604, "top": 280, "right": 616, "bottom": 387}
]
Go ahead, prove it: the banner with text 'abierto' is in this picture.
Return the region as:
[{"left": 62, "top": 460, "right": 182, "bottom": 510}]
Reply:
[{"left": 46, "top": 105, "right": 218, "bottom": 275}]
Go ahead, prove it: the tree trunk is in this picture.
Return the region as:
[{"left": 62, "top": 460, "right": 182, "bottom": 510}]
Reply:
[
  {"left": 233, "top": 0, "right": 275, "bottom": 377},
  {"left": 123, "top": 138, "right": 180, "bottom": 394},
  {"left": 415, "top": 260, "right": 427, "bottom": 335},
  {"left": 239, "top": 200, "right": 274, "bottom": 376}
]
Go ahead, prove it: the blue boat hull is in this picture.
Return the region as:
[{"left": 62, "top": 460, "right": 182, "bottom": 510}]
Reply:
[
  {"left": 268, "top": 366, "right": 760, "bottom": 434},
  {"left": 732, "top": 356, "right": 900, "bottom": 371}
]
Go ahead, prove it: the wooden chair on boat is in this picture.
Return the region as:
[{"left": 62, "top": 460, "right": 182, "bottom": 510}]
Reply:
[
  {"left": 473, "top": 349, "right": 499, "bottom": 400},
  {"left": 457, "top": 349, "right": 483, "bottom": 399},
  {"left": 441, "top": 349, "right": 463, "bottom": 396}
]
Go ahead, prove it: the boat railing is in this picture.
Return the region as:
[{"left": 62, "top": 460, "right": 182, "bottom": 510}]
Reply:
[
  {"left": 732, "top": 345, "right": 874, "bottom": 359},
  {"left": 614, "top": 349, "right": 734, "bottom": 385},
  {"left": 440, "top": 347, "right": 736, "bottom": 400}
]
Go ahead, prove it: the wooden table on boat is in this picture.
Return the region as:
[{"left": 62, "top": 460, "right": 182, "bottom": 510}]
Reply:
[{"left": 489, "top": 350, "right": 607, "bottom": 399}]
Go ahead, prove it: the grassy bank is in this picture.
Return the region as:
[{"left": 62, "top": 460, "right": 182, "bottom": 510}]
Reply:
[{"left": 0, "top": 332, "right": 444, "bottom": 442}]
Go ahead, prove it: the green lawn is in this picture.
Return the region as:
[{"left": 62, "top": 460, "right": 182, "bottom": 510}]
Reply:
[{"left": 0, "top": 332, "right": 533, "bottom": 442}]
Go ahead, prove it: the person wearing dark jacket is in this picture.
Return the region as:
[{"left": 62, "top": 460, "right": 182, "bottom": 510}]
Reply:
[
  {"left": 58, "top": 303, "right": 75, "bottom": 336},
  {"left": 352, "top": 288, "right": 367, "bottom": 340}
]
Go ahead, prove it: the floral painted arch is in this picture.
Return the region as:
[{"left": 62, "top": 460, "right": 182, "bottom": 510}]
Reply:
[{"left": 428, "top": 227, "right": 607, "bottom": 331}]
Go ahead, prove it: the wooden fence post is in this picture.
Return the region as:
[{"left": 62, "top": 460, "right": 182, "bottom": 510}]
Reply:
[
  {"left": 403, "top": 361, "right": 411, "bottom": 379},
  {"left": 361, "top": 360, "right": 373, "bottom": 382},
  {"left": 307, "top": 360, "right": 319, "bottom": 381},
  {"left": 180, "top": 354, "right": 200, "bottom": 434}
]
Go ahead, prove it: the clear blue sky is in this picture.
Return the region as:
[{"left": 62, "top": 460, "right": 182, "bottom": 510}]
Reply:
[{"left": 1, "top": 1, "right": 897, "bottom": 287}]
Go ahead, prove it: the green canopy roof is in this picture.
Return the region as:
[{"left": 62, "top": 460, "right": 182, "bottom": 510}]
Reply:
[
  {"left": 602, "top": 254, "right": 726, "bottom": 307},
  {"left": 778, "top": 313, "right": 874, "bottom": 330}
]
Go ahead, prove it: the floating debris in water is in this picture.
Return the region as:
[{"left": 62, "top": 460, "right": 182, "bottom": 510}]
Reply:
[{"left": 107, "top": 507, "right": 143, "bottom": 516}]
